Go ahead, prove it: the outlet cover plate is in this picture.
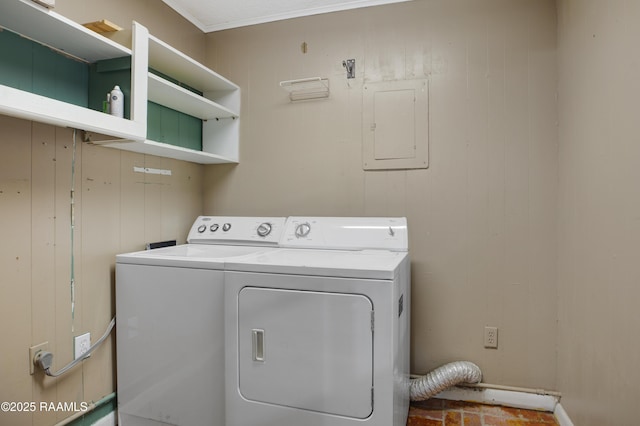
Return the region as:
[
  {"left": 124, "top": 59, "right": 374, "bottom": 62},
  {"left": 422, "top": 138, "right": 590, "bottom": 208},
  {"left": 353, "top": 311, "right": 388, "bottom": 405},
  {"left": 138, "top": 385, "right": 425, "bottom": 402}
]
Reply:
[
  {"left": 484, "top": 326, "right": 498, "bottom": 349},
  {"left": 74, "top": 332, "right": 91, "bottom": 360}
]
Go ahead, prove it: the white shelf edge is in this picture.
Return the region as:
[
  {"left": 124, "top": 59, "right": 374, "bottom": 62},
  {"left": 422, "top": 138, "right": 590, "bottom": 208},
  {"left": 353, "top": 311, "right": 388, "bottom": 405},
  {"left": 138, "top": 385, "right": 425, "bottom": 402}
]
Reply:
[
  {"left": 100, "top": 138, "right": 238, "bottom": 164},
  {"left": 147, "top": 73, "right": 238, "bottom": 120},
  {"left": 0, "top": 84, "right": 145, "bottom": 140},
  {"left": 147, "top": 32, "right": 238, "bottom": 93},
  {"left": 0, "top": 0, "right": 131, "bottom": 63}
]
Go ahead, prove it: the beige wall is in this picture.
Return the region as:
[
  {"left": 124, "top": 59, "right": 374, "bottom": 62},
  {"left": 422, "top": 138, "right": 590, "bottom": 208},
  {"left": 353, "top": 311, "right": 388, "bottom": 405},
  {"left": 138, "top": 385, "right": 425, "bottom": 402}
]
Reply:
[
  {"left": 204, "top": 0, "right": 558, "bottom": 388},
  {"left": 14, "top": 0, "right": 640, "bottom": 424},
  {"left": 557, "top": 0, "right": 640, "bottom": 424},
  {"left": 0, "top": 2, "right": 204, "bottom": 425}
]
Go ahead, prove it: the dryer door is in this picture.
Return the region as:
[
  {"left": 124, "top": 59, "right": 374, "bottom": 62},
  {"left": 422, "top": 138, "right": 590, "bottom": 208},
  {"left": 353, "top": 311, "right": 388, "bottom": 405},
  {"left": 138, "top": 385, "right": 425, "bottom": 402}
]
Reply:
[{"left": 238, "top": 287, "right": 374, "bottom": 419}]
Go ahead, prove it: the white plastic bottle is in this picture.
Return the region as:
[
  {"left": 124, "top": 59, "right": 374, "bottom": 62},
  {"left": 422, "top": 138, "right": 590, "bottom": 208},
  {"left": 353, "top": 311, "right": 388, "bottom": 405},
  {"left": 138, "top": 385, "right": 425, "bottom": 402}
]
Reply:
[{"left": 109, "top": 85, "right": 124, "bottom": 118}]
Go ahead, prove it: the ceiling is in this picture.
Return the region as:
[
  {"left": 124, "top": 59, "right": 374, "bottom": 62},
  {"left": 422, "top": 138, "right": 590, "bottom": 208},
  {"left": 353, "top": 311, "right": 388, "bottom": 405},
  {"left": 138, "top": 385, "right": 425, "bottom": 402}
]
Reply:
[{"left": 161, "top": 0, "right": 413, "bottom": 33}]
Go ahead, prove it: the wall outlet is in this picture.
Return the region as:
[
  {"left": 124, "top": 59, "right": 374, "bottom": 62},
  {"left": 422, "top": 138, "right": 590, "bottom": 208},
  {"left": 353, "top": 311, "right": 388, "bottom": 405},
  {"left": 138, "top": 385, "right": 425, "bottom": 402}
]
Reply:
[
  {"left": 74, "top": 332, "right": 91, "bottom": 360},
  {"left": 29, "top": 342, "right": 49, "bottom": 375},
  {"left": 484, "top": 326, "right": 498, "bottom": 349}
]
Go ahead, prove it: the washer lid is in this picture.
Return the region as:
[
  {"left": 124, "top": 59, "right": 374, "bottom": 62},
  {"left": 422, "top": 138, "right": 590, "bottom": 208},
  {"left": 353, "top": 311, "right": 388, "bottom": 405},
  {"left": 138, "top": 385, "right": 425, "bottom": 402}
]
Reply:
[
  {"left": 116, "top": 244, "right": 279, "bottom": 269},
  {"left": 280, "top": 217, "right": 408, "bottom": 251}
]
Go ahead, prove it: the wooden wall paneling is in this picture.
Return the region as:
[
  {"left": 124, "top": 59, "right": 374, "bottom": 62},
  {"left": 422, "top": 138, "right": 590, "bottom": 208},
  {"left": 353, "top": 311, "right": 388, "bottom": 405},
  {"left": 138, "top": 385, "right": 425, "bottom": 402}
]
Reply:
[
  {"left": 52, "top": 127, "right": 84, "bottom": 423},
  {"left": 30, "top": 122, "right": 58, "bottom": 426},
  {"left": 0, "top": 116, "right": 33, "bottom": 425},
  {"left": 80, "top": 143, "right": 120, "bottom": 401},
  {"left": 160, "top": 158, "right": 203, "bottom": 243},
  {"left": 119, "top": 152, "right": 147, "bottom": 252},
  {"left": 142, "top": 155, "right": 164, "bottom": 244}
]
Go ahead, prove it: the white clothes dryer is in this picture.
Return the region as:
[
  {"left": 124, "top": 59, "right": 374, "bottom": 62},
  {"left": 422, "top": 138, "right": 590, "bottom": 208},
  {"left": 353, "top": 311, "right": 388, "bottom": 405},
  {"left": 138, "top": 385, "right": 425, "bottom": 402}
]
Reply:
[
  {"left": 115, "top": 216, "right": 286, "bottom": 426},
  {"left": 224, "top": 217, "right": 411, "bottom": 426}
]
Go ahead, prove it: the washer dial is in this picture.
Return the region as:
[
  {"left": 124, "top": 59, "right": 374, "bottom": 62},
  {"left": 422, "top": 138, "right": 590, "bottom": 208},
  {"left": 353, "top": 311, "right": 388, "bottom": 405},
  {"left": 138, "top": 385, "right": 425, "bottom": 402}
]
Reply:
[
  {"left": 257, "top": 222, "right": 272, "bottom": 237},
  {"left": 295, "top": 222, "right": 311, "bottom": 238}
]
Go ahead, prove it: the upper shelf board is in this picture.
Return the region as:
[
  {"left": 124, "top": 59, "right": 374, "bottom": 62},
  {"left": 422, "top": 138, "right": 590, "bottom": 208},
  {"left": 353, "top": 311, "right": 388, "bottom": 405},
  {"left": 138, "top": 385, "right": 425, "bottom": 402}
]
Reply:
[
  {"left": 100, "top": 138, "right": 238, "bottom": 164},
  {"left": 0, "top": 0, "right": 131, "bottom": 63},
  {"left": 147, "top": 73, "right": 238, "bottom": 120},
  {"left": 148, "top": 33, "right": 238, "bottom": 93}
]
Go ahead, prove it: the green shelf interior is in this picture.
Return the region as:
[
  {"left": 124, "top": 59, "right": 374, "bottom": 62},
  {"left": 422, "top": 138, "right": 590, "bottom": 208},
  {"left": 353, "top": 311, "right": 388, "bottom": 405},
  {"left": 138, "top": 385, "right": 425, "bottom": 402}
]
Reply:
[
  {"left": 0, "top": 28, "right": 88, "bottom": 107},
  {"left": 87, "top": 58, "right": 202, "bottom": 150},
  {"left": 1, "top": 29, "right": 202, "bottom": 151},
  {"left": 88, "top": 56, "right": 131, "bottom": 119}
]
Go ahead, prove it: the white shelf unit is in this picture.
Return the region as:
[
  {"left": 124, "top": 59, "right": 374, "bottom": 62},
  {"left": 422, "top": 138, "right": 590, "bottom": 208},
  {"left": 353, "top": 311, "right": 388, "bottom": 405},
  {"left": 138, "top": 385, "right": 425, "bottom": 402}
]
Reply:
[
  {"left": 0, "top": 3, "right": 240, "bottom": 165},
  {"left": 101, "top": 23, "right": 240, "bottom": 164},
  {"left": 0, "top": 0, "right": 145, "bottom": 140}
]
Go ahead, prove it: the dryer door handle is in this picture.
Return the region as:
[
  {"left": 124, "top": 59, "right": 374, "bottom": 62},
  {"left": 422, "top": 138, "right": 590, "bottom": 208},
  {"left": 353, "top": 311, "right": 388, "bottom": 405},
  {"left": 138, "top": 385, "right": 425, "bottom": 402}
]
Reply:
[{"left": 252, "top": 329, "right": 265, "bottom": 362}]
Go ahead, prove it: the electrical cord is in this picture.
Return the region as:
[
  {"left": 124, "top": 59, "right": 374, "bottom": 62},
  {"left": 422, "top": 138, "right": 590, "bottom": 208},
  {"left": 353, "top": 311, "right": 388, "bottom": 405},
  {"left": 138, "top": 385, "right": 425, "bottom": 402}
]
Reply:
[{"left": 34, "top": 317, "right": 116, "bottom": 377}]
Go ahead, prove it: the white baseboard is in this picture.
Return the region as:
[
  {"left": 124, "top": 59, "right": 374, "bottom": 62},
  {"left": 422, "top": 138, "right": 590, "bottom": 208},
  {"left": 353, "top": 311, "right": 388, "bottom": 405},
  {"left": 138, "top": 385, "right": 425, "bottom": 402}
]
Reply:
[
  {"left": 435, "top": 386, "right": 559, "bottom": 412},
  {"left": 92, "top": 411, "right": 117, "bottom": 426},
  {"left": 554, "top": 403, "right": 575, "bottom": 426}
]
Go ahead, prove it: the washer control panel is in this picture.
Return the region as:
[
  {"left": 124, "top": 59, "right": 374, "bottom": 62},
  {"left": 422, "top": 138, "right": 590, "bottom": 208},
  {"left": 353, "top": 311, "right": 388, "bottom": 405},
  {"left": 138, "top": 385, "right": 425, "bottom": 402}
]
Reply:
[{"left": 188, "top": 217, "right": 286, "bottom": 245}]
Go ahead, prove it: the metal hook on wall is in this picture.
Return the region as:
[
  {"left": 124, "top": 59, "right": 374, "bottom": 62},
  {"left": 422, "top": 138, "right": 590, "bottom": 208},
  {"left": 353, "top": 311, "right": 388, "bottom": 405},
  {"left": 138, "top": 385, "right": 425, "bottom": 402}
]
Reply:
[{"left": 342, "top": 59, "right": 355, "bottom": 79}]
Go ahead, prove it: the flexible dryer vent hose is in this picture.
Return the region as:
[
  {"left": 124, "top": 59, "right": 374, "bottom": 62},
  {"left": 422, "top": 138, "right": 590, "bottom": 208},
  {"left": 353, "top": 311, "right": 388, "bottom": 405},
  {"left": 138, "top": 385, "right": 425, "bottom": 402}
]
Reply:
[{"left": 410, "top": 361, "right": 482, "bottom": 401}]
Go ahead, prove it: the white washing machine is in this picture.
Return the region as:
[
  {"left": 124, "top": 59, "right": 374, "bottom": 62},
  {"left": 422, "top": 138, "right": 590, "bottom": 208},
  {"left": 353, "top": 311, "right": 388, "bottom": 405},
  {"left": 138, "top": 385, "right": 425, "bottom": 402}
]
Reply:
[
  {"left": 115, "top": 216, "right": 286, "bottom": 426},
  {"left": 224, "top": 217, "right": 411, "bottom": 426}
]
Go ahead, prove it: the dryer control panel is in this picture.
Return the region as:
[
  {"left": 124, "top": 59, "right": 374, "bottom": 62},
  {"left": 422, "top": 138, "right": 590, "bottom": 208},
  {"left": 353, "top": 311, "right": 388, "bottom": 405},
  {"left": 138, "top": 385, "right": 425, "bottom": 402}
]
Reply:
[
  {"left": 280, "top": 217, "right": 408, "bottom": 251},
  {"left": 188, "top": 216, "right": 286, "bottom": 246}
]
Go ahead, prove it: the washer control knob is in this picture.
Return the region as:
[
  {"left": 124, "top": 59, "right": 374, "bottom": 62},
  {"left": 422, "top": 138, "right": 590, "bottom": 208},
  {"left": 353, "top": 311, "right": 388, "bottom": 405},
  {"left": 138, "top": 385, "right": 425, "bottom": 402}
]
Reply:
[
  {"left": 210, "top": 224, "right": 219, "bottom": 232},
  {"left": 257, "top": 222, "right": 272, "bottom": 237},
  {"left": 222, "top": 223, "right": 232, "bottom": 232},
  {"left": 197, "top": 224, "right": 207, "bottom": 233},
  {"left": 295, "top": 222, "right": 311, "bottom": 238}
]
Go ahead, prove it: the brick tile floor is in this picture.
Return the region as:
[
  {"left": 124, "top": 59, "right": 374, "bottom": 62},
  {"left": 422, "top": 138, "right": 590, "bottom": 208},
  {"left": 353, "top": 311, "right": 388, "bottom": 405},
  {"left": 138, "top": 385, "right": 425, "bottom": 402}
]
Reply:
[{"left": 408, "top": 398, "right": 559, "bottom": 426}]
